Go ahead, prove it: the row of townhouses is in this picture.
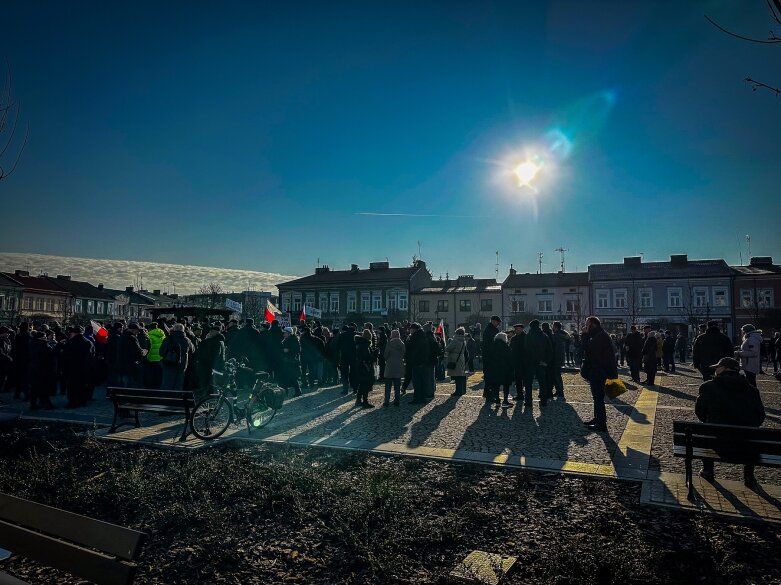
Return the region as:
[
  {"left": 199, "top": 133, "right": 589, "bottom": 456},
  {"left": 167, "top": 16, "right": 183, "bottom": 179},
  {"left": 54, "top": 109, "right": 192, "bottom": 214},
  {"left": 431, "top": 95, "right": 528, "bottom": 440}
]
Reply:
[{"left": 277, "top": 255, "right": 781, "bottom": 340}]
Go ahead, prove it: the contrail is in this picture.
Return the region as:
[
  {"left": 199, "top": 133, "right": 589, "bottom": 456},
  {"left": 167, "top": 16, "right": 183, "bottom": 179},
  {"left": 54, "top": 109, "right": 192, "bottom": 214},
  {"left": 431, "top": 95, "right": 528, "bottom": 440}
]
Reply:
[{"left": 355, "top": 212, "right": 482, "bottom": 219}]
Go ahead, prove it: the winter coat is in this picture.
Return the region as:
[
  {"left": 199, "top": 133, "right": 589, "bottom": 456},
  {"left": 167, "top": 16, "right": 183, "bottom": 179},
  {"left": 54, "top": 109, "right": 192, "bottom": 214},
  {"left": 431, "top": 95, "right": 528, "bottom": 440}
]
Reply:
[
  {"left": 28, "top": 336, "right": 58, "bottom": 390},
  {"left": 624, "top": 331, "right": 644, "bottom": 359},
  {"left": 642, "top": 334, "right": 657, "bottom": 366},
  {"left": 116, "top": 330, "right": 144, "bottom": 376},
  {"left": 159, "top": 331, "right": 195, "bottom": 371},
  {"left": 523, "top": 326, "right": 552, "bottom": 367},
  {"left": 405, "top": 329, "right": 430, "bottom": 368},
  {"left": 692, "top": 327, "right": 734, "bottom": 373},
  {"left": 582, "top": 325, "right": 618, "bottom": 381},
  {"left": 445, "top": 333, "right": 467, "bottom": 377},
  {"left": 62, "top": 334, "right": 95, "bottom": 384},
  {"left": 481, "top": 322, "right": 500, "bottom": 355},
  {"left": 352, "top": 336, "right": 377, "bottom": 385},
  {"left": 695, "top": 371, "right": 765, "bottom": 426},
  {"left": 0, "top": 336, "right": 12, "bottom": 368},
  {"left": 662, "top": 335, "right": 676, "bottom": 356},
  {"left": 425, "top": 331, "right": 442, "bottom": 366},
  {"left": 551, "top": 330, "right": 569, "bottom": 368},
  {"left": 146, "top": 328, "right": 166, "bottom": 363},
  {"left": 383, "top": 337, "right": 406, "bottom": 379},
  {"left": 280, "top": 334, "right": 301, "bottom": 386},
  {"left": 466, "top": 337, "right": 479, "bottom": 362},
  {"left": 510, "top": 332, "right": 525, "bottom": 374},
  {"left": 736, "top": 331, "right": 763, "bottom": 375},
  {"left": 195, "top": 333, "right": 226, "bottom": 382},
  {"left": 337, "top": 329, "right": 357, "bottom": 366},
  {"left": 655, "top": 335, "right": 664, "bottom": 358},
  {"left": 483, "top": 337, "right": 513, "bottom": 387}
]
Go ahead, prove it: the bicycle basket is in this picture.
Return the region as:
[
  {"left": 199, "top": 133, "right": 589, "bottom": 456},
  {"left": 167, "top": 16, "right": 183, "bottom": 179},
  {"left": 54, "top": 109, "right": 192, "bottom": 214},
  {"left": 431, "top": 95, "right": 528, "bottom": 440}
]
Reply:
[{"left": 263, "top": 386, "right": 285, "bottom": 410}]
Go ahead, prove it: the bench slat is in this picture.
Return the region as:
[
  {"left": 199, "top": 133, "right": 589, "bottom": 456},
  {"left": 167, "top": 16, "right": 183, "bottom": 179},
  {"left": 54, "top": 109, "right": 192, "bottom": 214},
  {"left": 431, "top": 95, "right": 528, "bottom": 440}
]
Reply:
[
  {"left": 672, "top": 446, "right": 781, "bottom": 467},
  {"left": 672, "top": 421, "right": 781, "bottom": 441},
  {"left": 108, "top": 387, "right": 193, "bottom": 399},
  {"left": 111, "top": 396, "right": 194, "bottom": 408},
  {"left": 0, "top": 494, "right": 143, "bottom": 561},
  {"left": 0, "top": 520, "right": 137, "bottom": 585},
  {"left": 672, "top": 435, "right": 781, "bottom": 455}
]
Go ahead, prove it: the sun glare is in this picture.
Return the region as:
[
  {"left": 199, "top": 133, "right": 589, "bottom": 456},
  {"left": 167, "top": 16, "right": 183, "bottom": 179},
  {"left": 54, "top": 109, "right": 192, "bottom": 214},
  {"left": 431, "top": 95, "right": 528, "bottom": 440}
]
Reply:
[{"left": 513, "top": 159, "right": 541, "bottom": 188}]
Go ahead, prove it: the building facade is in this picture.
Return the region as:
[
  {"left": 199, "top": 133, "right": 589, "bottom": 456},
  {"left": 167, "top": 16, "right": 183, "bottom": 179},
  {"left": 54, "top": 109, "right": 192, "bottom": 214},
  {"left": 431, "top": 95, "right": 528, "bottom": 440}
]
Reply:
[
  {"left": 731, "top": 256, "right": 781, "bottom": 337},
  {"left": 0, "top": 270, "right": 72, "bottom": 322},
  {"left": 411, "top": 276, "right": 501, "bottom": 332},
  {"left": 277, "top": 260, "right": 431, "bottom": 325},
  {"left": 45, "top": 275, "right": 117, "bottom": 322},
  {"left": 588, "top": 255, "right": 734, "bottom": 337},
  {"left": 502, "top": 269, "right": 590, "bottom": 332},
  {"left": 0, "top": 274, "right": 24, "bottom": 323}
]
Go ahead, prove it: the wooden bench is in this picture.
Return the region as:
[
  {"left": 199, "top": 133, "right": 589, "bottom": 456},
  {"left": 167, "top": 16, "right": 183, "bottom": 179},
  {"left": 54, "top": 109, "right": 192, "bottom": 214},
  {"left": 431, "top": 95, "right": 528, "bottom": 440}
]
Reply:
[
  {"left": 107, "top": 387, "right": 195, "bottom": 442},
  {"left": 673, "top": 420, "right": 781, "bottom": 501},
  {"left": 0, "top": 492, "right": 144, "bottom": 585}
]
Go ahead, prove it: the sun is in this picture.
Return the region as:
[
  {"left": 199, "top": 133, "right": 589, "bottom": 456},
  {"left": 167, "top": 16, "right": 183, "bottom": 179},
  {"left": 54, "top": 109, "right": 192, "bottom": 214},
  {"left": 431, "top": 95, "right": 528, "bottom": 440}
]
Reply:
[{"left": 513, "top": 159, "right": 541, "bottom": 188}]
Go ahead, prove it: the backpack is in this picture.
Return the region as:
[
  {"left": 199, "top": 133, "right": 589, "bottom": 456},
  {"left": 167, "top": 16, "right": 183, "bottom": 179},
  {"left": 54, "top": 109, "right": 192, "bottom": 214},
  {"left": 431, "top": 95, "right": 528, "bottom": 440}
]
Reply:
[{"left": 163, "top": 339, "right": 181, "bottom": 366}]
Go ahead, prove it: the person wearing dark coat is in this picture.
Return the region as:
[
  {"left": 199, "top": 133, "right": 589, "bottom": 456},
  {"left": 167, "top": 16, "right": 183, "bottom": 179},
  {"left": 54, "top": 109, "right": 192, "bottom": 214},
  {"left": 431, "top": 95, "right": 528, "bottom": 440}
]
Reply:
[
  {"left": 624, "top": 325, "right": 644, "bottom": 383},
  {"left": 695, "top": 357, "right": 766, "bottom": 488},
  {"left": 28, "top": 331, "right": 57, "bottom": 409},
  {"left": 337, "top": 325, "right": 356, "bottom": 394},
  {"left": 377, "top": 327, "right": 388, "bottom": 380},
  {"left": 229, "top": 319, "right": 263, "bottom": 369},
  {"left": 62, "top": 326, "right": 95, "bottom": 408},
  {"left": 353, "top": 329, "right": 377, "bottom": 408},
  {"left": 550, "top": 322, "right": 569, "bottom": 399},
  {"left": 522, "top": 320, "right": 553, "bottom": 407},
  {"left": 268, "top": 320, "right": 284, "bottom": 379},
  {"left": 116, "top": 324, "right": 145, "bottom": 387},
  {"left": 105, "top": 323, "right": 123, "bottom": 386},
  {"left": 641, "top": 327, "right": 658, "bottom": 386},
  {"left": 509, "top": 324, "right": 526, "bottom": 401},
  {"left": 159, "top": 324, "right": 195, "bottom": 391},
  {"left": 424, "top": 325, "right": 442, "bottom": 399},
  {"left": 0, "top": 326, "right": 13, "bottom": 394},
  {"left": 280, "top": 327, "right": 302, "bottom": 396},
  {"left": 223, "top": 320, "right": 240, "bottom": 358},
  {"left": 300, "top": 328, "right": 325, "bottom": 388},
  {"left": 692, "top": 321, "right": 734, "bottom": 381},
  {"left": 581, "top": 316, "right": 617, "bottom": 433},
  {"left": 466, "top": 334, "right": 479, "bottom": 373},
  {"left": 483, "top": 332, "right": 513, "bottom": 405},
  {"left": 194, "top": 324, "right": 226, "bottom": 399},
  {"left": 11, "top": 322, "right": 30, "bottom": 399},
  {"left": 481, "top": 316, "right": 501, "bottom": 365},
  {"left": 662, "top": 331, "right": 677, "bottom": 373},
  {"left": 257, "top": 323, "right": 273, "bottom": 374},
  {"left": 406, "top": 323, "right": 430, "bottom": 404},
  {"left": 324, "top": 329, "right": 340, "bottom": 385}
]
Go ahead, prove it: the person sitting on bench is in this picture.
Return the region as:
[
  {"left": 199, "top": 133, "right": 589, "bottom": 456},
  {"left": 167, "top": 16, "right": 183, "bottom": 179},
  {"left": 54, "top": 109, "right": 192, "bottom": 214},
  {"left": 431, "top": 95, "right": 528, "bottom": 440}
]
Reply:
[{"left": 694, "top": 357, "right": 766, "bottom": 488}]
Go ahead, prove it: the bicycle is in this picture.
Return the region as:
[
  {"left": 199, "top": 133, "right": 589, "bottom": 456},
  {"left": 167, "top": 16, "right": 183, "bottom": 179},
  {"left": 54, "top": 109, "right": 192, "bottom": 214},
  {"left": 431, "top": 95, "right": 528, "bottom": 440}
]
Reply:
[{"left": 190, "top": 358, "right": 284, "bottom": 440}]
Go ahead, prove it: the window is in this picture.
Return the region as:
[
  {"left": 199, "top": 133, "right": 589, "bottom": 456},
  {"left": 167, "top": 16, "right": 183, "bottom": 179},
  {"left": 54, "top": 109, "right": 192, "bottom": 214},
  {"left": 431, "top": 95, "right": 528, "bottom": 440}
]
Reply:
[
  {"left": 292, "top": 294, "right": 302, "bottom": 312},
  {"left": 107, "top": 302, "right": 114, "bottom": 315},
  {"left": 0, "top": 295, "right": 4, "bottom": 310},
  {"left": 460, "top": 299, "right": 472, "bottom": 313},
  {"left": 388, "top": 292, "right": 397, "bottom": 311},
  {"left": 436, "top": 300, "right": 449, "bottom": 312},
  {"left": 693, "top": 287, "right": 708, "bottom": 308},
  {"left": 319, "top": 293, "right": 328, "bottom": 312},
  {"left": 667, "top": 287, "right": 682, "bottom": 308},
  {"left": 481, "top": 299, "right": 492, "bottom": 312},
  {"left": 713, "top": 287, "right": 727, "bottom": 307},
  {"left": 47, "top": 300, "right": 54, "bottom": 312},
  {"left": 596, "top": 290, "right": 610, "bottom": 309},
  {"left": 75, "top": 299, "right": 83, "bottom": 313},
  {"left": 360, "top": 292, "right": 370, "bottom": 313},
  {"left": 372, "top": 291, "right": 382, "bottom": 312},
  {"left": 511, "top": 299, "right": 525, "bottom": 313},
  {"left": 639, "top": 288, "right": 653, "bottom": 308},
  {"left": 613, "top": 289, "right": 627, "bottom": 309},
  {"left": 330, "top": 293, "right": 339, "bottom": 314},
  {"left": 538, "top": 299, "right": 552, "bottom": 313},
  {"left": 566, "top": 299, "right": 579, "bottom": 313},
  {"left": 740, "top": 289, "right": 753, "bottom": 308},
  {"left": 347, "top": 292, "right": 357, "bottom": 313},
  {"left": 758, "top": 289, "right": 773, "bottom": 308},
  {"left": 398, "top": 292, "right": 408, "bottom": 311},
  {"left": 281, "top": 292, "right": 291, "bottom": 312},
  {"left": 305, "top": 293, "right": 315, "bottom": 309},
  {"left": 97, "top": 301, "right": 104, "bottom": 314},
  {"left": 87, "top": 300, "right": 95, "bottom": 314},
  {"left": 23, "top": 297, "right": 31, "bottom": 310},
  {"left": 36, "top": 298, "right": 44, "bottom": 311},
  {"left": 419, "top": 300, "right": 430, "bottom": 312}
]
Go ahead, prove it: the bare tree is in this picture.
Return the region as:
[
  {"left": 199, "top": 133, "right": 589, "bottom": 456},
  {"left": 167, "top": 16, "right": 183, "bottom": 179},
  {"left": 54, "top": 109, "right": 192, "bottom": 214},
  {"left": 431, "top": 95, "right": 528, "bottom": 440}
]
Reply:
[
  {"left": 0, "top": 62, "right": 28, "bottom": 181},
  {"left": 621, "top": 279, "right": 644, "bottom": 326},
  {"left": 196, "top": 282, "right": 224, "bottom": 309},
  {"left": 706, "top": 0, "right": 781, "bottom": 96}
]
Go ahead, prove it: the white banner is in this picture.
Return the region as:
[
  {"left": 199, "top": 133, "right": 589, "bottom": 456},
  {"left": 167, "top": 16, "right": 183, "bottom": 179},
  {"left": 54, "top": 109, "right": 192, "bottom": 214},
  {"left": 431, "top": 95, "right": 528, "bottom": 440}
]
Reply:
[
  {"left": 225, "top": 299, "right": 243, "bottom": 312},
  {"left": 304, "top": 305, "right": 321, "bottom": 318}
]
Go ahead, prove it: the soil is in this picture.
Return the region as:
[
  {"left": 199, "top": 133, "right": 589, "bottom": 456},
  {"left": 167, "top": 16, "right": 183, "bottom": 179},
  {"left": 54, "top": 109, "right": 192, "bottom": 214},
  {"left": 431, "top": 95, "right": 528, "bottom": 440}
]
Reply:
[{"left": 1, "top": 421, "right": 779, "bottom": 584}]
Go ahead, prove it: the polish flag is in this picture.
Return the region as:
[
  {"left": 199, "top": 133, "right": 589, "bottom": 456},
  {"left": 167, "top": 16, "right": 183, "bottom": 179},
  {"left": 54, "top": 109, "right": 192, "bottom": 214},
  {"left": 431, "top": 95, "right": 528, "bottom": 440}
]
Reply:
[
  {"left": 299, "top": 308, "right": 306, "bottom": 323},
  {"left": 264, "top": 300, "right": 281, "bottom": 323},
  {"left": 91, "top": 320, "right": 108, "bottom": 344},
  {"left": 435, "top": 319, "right": 446, "bottom": 339}
]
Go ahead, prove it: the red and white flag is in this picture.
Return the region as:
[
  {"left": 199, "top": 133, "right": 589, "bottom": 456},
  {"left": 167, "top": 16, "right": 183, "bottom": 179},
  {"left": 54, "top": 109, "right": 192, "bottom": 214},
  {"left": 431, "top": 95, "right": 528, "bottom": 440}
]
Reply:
[
  {"left": 435, "top": 319, "right": 446, "bottom": 339},
  {"left": 264, "top": 299, "right": 281, "bottom": 323}
]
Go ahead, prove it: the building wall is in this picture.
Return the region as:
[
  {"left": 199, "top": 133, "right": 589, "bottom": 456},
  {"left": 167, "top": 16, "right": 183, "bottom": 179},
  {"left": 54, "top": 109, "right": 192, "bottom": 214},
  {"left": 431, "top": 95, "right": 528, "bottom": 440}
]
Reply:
[
  {"left": 732, "top": 274, "right": 781, "bottom": 335},
  {"left": 502, "top": 285, "right": 590, "bottom": 332},
  {"left": 411, "top": 290, "right": 502, "bottom": 331},
  {"left": 591, "top": 278, "right": 733, "bottom": 336}
]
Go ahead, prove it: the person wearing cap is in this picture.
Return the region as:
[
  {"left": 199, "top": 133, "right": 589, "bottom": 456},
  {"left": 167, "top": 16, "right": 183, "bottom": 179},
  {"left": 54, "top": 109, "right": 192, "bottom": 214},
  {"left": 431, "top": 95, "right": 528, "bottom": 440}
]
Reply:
[
  {"left": 692, "top": 320, "right": 733, "bottom": 381},
  {"left": 695, "top": 357, "right": 765, "bottom": 488},
  {"left": 62, "top": 325, "right": 95, "bottom": 408},
  {"left": 736, "top": 324, "right": 763, "bottom": 387},
  {"left": 280, "top": 326, "right": 302, "bottom": 397},
  {"left": 581, "top": 316, "right": 617, "bottom": 432},
  {"left": 481, "top": 316, "right": 501, "bottom": 363}
]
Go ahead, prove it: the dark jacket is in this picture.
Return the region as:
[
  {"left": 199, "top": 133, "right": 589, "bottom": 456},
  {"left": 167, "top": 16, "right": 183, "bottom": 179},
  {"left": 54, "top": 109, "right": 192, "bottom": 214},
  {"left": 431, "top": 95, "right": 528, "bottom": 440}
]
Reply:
[
  {"left": 523, "top": 326, "right": 552, "bottom": 368},
  {"left": 353, "top": 336, "right": 377, "bottom": 385},
  {"left": 338, "top": 329, "right": 357, "bottom": 366},
  {"left": 280, "top": 334, "right": 301, "bottom": 387},
  {"left": 481, "top": 322, "right": 500, "bottom": 356},
  {"left": 405, "top": 329, "right": 430, "bottom": 368},
  {"left": 195, "top": 333, "right": 226, "bottom": 379},
  {"left": 692, "top": 326, "right": 734, "bottom": 373},
  {"left": 62, "top": 334, "right": 95, "bottom": 383},
  {"left": 116, "top": 330, "right": 144, "bottom": 376},
  {"left": 662, "top": 335, "right": 676, "bottom": 356},
  {"left": 510, "top": 332, "right": 525, "bottom": 373},
  {"left": 28, "top": 336, "right": 58, "bottom": 389},
  {"left": 641, "top": 335, "right": 657, "bottom": 366},
  {"left": 583, "top": 325, "right": 617, "bottom": 380},
  {"left": 159, "top": 331, "right": 195, "bottom": 371},
  {"left": 0, "top": 336, "right": 12, "bottom": 368},
  {"left": 484, "top": 337, "right": 513, "bottom": 387},
  {"left": 624, "top": 331, "right": 644, "bottom": 359},
  {"left": 695, "top": 371, "right": 765, "bottom": 426},
  {"left": 425, "top": 331, "right": 442, "bottom": 366},
  {"left": 551, "top": 330, "right": 569, "bottom": 368}
]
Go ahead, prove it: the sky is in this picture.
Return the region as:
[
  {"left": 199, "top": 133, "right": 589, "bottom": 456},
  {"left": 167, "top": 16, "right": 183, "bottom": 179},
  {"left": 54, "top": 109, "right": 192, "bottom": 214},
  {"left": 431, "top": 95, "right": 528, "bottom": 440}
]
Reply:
[{"left": 0, "top": 0, "right": 779, "bottom": 281}]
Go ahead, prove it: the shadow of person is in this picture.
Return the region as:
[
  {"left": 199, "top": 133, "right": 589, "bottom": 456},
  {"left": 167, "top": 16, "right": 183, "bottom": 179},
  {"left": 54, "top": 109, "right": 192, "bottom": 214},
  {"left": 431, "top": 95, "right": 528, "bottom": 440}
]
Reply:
[{"left": 406, "top": 394, "right": 460, "bottom": 447}]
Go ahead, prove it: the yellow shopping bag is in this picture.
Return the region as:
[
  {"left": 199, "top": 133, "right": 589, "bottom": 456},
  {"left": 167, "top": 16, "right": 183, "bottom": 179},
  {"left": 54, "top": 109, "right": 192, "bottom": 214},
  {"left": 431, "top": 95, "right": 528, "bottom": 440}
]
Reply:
[{"left": 604, "top": 378, "right": 627, "bottom": 400}]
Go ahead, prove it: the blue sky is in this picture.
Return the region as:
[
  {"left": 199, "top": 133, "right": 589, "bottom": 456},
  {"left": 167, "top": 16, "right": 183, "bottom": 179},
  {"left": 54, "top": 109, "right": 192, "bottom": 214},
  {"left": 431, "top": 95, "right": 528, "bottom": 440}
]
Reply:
[{"left": 1, "top": 0, "right": 778, "bottom": 279}]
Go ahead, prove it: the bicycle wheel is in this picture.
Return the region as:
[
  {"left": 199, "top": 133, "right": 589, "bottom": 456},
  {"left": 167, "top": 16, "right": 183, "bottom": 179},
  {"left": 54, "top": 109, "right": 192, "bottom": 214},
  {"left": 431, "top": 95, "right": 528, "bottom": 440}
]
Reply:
[
  {"left": 246, "top": 395, "right": 277, "bottom": 431},
  {"left": 191, "top": 395, "right": 233, "bottom": 440}
]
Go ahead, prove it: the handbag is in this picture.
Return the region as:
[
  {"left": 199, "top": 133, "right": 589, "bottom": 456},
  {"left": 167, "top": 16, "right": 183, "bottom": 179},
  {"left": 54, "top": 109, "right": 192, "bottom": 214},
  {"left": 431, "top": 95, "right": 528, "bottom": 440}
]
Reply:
[{"left": 447, "top": 341, "right": 465, "bottom": 370}]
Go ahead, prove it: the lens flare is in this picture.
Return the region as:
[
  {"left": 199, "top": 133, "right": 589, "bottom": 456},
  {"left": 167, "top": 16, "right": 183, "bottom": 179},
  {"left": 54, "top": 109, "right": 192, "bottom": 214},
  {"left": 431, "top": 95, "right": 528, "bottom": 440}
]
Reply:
[{"left": 513, "top": 158, "right": 542, "bottom": 189}]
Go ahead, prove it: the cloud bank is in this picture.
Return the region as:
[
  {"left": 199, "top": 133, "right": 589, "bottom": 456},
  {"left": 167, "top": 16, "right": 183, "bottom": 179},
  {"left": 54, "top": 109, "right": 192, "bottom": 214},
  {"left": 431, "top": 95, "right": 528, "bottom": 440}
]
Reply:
[{"left": 0, "top": 252, "right": 297, "bottom": 295}]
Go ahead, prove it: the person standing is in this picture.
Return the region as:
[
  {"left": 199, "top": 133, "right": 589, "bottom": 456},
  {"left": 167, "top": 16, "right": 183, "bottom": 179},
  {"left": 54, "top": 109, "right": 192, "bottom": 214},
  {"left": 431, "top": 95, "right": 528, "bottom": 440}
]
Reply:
[
  {"left": 466, "top": 333, "right": 478, "bottom": 373},
  {"left": 0, "top": 326, "right": 13, "bottom": 395},
  {"left": 353, "top": 329, "right": 377, "bottom": 408},
  {"left": 510, "top": 323, "right": 526, "bottom": 401},
  {"left": 406, "top": 323, "right": 430, "bottom": 405},
  {"left": 338, "top": 324, "right": 356, "bottom": 395},
  {"left": 550, "top": 322, "right": 569, "bottom": 399},
  {"left": 159, "top": 323, "right": 195, "bottom": 391},
  {"left": 692, "top": 320, "right": 734, "bottom": 381},
  {"left": 624, "top": 325, "right": 644, "bottom": 383},
  {"left": 280, "top": 327, "right": 302, "bottom": 397},
  {"left": 424, "top": 323, "right": 441, "bottom": 400},
  {"left": 28, "top": 330, "right": 56, "bottom": 410},
  {"left": 484, "top": 331, "right": 513, "bottom": 406},
  {"left": 481, "top": 316, "right": 501, "bottom": 361},
  {"left": 194, "top": 323, "right": 226, "bottom": 399},
  {"left": 774, "top": 331, "right": 781, "bottom": 374},
  {"left": 522, "top": 320, "right": 552, "bottom": 407},
  {"left": 144, "top": 322, "right": 165, "bottom": 389},
  {"left": 62, "top": 326, "right": 95, "bottom": 408},
  {"left": 736, "top": 324, "right": 763, "bottom": 387},
  {"left": 641, "top": 327, "right": 658, "bottom": 386},
  {"left": 662, "top": 330, "right": 676, "bottom": 373},
  {"left": 695, "top": 357, "right": 765, "bottom": 488},
  {"left": 377, "top": 326, "right": 388, "bottom": 381},
  {"left": 116, "top": 322, "right": 145, "bottom": 387},
  {"left": 675, "top": 332, "right": 688, "bottom": 364},
  {"left": 445, "top": 327, "right": 468, "bottom": 397},
  {"left": 383, "top": 329, "right": 405, "bottom": 406},
  {"left": 581, "top": 316, "right": 617, "bottom": 433},
  {"left": 11, "top": 322, "right": 30, "bottom": 400}
]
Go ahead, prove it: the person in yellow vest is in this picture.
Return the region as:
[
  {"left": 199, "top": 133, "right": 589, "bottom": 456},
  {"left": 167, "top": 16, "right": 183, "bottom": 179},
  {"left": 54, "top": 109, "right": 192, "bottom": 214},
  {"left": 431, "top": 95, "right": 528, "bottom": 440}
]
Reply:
[{"left": 144, "top": 322, "right": 166, "bottom": 389}]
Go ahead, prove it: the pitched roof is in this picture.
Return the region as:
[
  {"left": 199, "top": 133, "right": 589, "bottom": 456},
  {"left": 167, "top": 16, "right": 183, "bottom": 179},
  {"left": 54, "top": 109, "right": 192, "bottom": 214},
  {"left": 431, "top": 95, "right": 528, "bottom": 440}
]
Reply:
[
  {"left": 502, "top": 271, "right": 589, "bottom": 289},
  {"left": 417, "top": 278, "right": 501, "bottom": 294},
  {"left": 731, "top": 257, "right": 781, "bottom": 276},
  {"left": 588, "top": 259, "right": 731, "bottom": 281},
  {"left": 103, "top": 288, "right": 158, "bottom": 306},
  {"left": 0, "top": 272, "right": 71, "bottom": 295},
  {"left": 0, "top": 273, "right": 23, "bottom": 289},
  {"left": 278, "top": 263, "right": 426, "bottom": 287},
  {"left": 44, "top": 276, "right": 115, "bottom": 300}
]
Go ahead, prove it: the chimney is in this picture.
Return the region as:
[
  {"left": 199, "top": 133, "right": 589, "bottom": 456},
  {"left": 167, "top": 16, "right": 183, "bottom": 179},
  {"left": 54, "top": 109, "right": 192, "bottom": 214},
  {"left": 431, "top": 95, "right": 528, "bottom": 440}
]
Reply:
[
  {"left": 126, "top": 286, "right": 134, "bottom": 292},
  {"left": 509, "top": 264, "right": 517, "bottom": 276},
  {"left": 750, "top": 256, "right": 773, "bottom": 266},
  {"left": 170, "top": 294, "right": 178, "bottom": 299},
  {"left": 670, "top": 254, "right": 688, "bottom": 264},
  {"left": 98, "top": 283, "right": 104, "bottom": 290},
  {"left": 56, "top": 275, "right": 71, "bottom": 280},
  {"left": 315, "top": 265, "right": 330, "bottom": 274},
  {"left": 623, "top": 257, "right": 641, "bottom": 266},
  {"left": 14, "top": 270, "right": 29, "bottom": 277},
  {"left": 413, "top": 260, "right": 426, "bottom": 269},
  {"left": 351, "top": 264, "right": 359, "bottom": 272},
  {"left": 153, "top": 289, "right": 161, "bottom": 295},
  {"left": 369, "top": 261, "right": 389, "bottom": 271}
]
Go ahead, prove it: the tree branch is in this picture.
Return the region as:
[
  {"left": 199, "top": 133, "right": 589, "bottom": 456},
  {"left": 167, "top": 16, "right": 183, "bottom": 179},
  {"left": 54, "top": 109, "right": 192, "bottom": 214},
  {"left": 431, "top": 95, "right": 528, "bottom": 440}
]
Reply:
[
  {"left": 769, "top": 0, "right": 781, "bottom": 25},
  {"left": 704, "top": 14, "right": 781, "bottom": 43},
  {"left": 745, "top": 76, "right": 781, "bottom": 95}
]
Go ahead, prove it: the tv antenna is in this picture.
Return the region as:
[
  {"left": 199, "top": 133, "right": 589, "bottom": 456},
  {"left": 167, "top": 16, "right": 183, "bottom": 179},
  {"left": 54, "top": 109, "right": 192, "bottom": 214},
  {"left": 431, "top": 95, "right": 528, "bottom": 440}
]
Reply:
[
  {"left": 554, "top": 247, "right": 568, "bottom": 272},
  {"left": 746, "top": 234, "right": 751, "bottom": 260},
  {"left": 537, "top": 252, "right": 544, "bottom": 274},
  {"left": 495, "top": 251, "right": 499, "bottom": 280},
  {"left": 417, "top": 241, "right": 422, "bottom": 259}
]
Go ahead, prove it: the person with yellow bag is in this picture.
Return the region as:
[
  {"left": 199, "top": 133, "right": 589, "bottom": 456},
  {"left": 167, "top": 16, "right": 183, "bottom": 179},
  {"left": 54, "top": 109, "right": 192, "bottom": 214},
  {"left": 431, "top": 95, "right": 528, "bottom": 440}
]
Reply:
[{"left": 580, "top": 316, "right": 618, "bottom": 433}]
